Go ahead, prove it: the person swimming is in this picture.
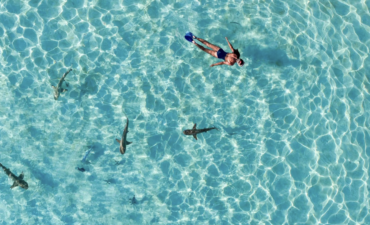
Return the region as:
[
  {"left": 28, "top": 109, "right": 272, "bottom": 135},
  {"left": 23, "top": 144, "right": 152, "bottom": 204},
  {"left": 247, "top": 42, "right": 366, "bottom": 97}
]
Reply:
[{"left": 192, "top": 36, "right": 244, "bottom": 67}]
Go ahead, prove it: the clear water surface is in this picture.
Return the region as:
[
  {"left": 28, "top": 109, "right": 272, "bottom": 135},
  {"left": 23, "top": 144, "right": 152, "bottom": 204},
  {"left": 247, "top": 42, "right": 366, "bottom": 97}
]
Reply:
[{"left": 1, "top": 0, "right": 370, "bottom": 224}]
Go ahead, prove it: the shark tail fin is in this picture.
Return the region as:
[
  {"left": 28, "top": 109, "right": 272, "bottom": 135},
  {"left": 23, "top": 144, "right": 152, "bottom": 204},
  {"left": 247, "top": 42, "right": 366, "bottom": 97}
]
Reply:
[
  {"left": 116, "top": 139, "right": 121, "bottom": 143},
  {"left": 11, "top": 182, "right": 18, "bottom": 189},
  {"left": 126, "top": 141, "right": 132, "bottom": 145},
  {"left": 193, "top": 134, "right": 198, "bottom": 140},
  {"left": 214, "top": 127, "right": 219, "bottom": 131}
]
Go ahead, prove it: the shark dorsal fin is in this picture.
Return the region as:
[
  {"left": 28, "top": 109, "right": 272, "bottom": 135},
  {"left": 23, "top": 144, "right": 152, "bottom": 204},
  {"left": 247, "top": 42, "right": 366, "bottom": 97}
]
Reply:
[
  {"left": 11, "top": 182, "right": 18, "bottom": 189},
  {"left": 19, "top": 172, "right": 24, "bottom": 180},
  {"left": 126, "top": 141, "right": 132, "bottom": 145},
  {"left": 193, "top": 123, "right": 197, "bottom": 129},
  {"left": 116, "top": 139, "right": 121, "bottom": 143},
  {"left": 193, "top": 134, "right": 197, "bottom": 140}
]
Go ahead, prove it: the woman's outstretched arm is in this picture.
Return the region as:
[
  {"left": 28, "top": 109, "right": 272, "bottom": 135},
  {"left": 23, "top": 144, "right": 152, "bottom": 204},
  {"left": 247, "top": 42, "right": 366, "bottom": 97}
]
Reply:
[
  {"left": 210, "top": 61, "right": 230, "bottom": 67},
  {"left": 225, "top": 37, "right": 235, "bottom": 52}
]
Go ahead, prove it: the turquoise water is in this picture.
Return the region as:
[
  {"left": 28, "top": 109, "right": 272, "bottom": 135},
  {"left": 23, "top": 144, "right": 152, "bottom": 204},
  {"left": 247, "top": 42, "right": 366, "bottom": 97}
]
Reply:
[{"left": 1, "top": 0, "right": 370, "bottom": 224}]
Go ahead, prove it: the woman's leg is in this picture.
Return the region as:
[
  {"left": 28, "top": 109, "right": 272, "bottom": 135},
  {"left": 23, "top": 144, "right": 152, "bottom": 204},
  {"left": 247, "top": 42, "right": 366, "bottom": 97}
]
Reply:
[
  {"left": 193, "top": 41, "right": 218, "bottom": 58},
  {"left": 195, "top": 37, "right": 221, "bottom": 51}
]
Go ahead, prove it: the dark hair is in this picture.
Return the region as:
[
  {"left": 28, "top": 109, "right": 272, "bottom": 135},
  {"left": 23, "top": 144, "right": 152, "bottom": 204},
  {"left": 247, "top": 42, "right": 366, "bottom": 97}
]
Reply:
[
  {"left": 234, "top": 49, "right": 240, "bottom": 58},
  {"left": 239, "top": 59, "right": 244, "bottom": 66}
]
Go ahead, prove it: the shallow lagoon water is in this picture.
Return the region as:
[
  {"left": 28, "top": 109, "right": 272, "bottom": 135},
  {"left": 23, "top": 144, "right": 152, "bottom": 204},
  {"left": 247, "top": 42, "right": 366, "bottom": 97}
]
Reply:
[{"left": 1, "top": 0, "right": 370, "bottom": 224}]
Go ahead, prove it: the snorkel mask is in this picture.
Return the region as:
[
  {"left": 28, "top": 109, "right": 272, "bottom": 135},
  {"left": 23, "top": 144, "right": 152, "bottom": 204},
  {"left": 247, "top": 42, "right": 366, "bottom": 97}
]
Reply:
[{"left": 237, "top": 59, "right": 244, "bottom": 67}]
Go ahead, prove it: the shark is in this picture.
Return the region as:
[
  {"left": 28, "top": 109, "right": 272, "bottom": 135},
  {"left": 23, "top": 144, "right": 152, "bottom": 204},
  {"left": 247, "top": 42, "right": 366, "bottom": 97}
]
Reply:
[
  {"left": 0, "top": 163, "right": 28, "bottom": 189},
  {"left": 52, "top": 68, "right": 72, "bottom": 100},
  {"left": 116, "top": 117, "right": 132, "bottom": 154},
  {"left": 183, "top": 123, "right": 218, "bottom": 140}
]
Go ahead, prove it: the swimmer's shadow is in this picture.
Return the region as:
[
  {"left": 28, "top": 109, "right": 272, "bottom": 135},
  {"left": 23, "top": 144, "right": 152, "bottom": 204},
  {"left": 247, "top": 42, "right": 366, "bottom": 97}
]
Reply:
[{"left": 244, "top": 45, "right": 300, "bottom": 68}]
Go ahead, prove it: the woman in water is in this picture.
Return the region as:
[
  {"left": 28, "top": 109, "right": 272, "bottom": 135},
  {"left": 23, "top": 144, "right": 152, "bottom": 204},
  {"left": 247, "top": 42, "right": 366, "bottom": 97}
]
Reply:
[{"left": 192, "top": 36, "right": 244, "bottom": 67}]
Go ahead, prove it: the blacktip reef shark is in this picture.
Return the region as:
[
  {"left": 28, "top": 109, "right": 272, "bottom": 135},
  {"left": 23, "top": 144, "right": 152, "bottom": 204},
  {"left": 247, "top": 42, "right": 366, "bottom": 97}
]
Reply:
[
  {"left": 183, "top": 123, "right": 218, "bottom": 140},
  {"left": 0, "top": 163, "right": 28, "bottom": 189},
  {"left": 116, "top": 116, "right": 132, "bottom": 154},
  {"left": 52, "top": 68, "right": 72, "bottom": 100}
]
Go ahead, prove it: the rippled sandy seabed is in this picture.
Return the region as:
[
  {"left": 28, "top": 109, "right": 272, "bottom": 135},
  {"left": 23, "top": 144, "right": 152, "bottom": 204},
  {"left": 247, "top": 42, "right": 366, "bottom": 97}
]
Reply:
[{"left": 1, "top": 0, "right": 370, "bottom": 224}]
